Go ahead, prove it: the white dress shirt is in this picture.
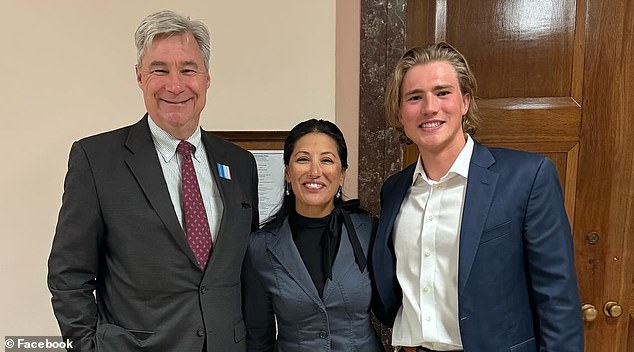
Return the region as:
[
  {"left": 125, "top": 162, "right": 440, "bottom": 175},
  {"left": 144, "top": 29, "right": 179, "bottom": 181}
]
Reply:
[
  {"left": 148, "top": 117, "right": 223, "bottom": 242},
  {"left": 391, "top": 135, "right": 474, "bottom": 351}
]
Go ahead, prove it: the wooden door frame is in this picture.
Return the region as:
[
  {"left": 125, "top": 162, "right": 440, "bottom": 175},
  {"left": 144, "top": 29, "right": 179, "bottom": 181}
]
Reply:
[{"left": 574, "top": 0, "right": 634, "bottom": 349}]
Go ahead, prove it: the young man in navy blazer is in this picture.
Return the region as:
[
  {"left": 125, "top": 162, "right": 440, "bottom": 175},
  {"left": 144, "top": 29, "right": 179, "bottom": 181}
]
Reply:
[
  {"left": 48, "top": 10, "right": 259, "bottom": 351},
  {"left": 371, "top": 42, "right": 583, "bottom": 351}
]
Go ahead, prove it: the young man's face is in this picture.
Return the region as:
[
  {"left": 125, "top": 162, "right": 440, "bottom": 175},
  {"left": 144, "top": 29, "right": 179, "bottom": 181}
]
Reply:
[{"left": 399, "top": 61, "right": 470, "bottom": 157}]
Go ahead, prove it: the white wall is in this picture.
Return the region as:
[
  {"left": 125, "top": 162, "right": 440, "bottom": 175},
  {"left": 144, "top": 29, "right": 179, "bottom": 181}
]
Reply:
[{"left": 0, "top": 0, "right": 357, "bottom": 338}]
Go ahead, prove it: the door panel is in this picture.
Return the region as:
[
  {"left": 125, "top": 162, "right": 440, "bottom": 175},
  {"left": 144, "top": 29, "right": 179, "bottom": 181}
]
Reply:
[{"left": 444, "top": 0, "right": 577, "bottom": 98}]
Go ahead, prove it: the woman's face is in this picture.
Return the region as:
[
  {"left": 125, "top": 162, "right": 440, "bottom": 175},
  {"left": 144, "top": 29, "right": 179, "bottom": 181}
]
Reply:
[{"left": 286, "top": 132, "right": 346, "bottom": 218}]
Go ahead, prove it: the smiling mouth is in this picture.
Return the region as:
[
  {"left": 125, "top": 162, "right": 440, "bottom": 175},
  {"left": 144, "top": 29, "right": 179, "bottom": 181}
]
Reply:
[
  {"left": 161, "top": 98, "right": 192, "bottom": 104},
  {"left": 304, "top": 182, "right": 325, "bottom": 190},
  {"left": 419, "top": 121, "right": 444, "bottom": 129}
]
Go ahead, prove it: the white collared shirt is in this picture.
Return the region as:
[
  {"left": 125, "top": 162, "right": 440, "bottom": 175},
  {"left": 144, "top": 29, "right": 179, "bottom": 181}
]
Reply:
[
  {"left": 391, "top": 135, "right": 474, "bottom": 351},
  {"left": 148, "top": 117, "right": 223, "bottom": 243}
]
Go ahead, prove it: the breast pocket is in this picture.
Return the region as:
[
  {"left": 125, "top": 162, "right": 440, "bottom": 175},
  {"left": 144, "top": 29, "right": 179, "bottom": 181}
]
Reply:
[
  {"left": 480, "top": 220, "right": 512, "bottom": 244},
  {"left": 509, "top": 336, "right": 536, "bottom": 351}
]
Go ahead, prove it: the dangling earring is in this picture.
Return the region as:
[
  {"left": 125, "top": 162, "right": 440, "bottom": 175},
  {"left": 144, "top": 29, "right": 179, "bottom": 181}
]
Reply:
[
  {"left": 285, "top": 182, "right": 290, "bottom": 196},
  {"left": 335, "top": 186, "right": 342, "bottom": 199}
]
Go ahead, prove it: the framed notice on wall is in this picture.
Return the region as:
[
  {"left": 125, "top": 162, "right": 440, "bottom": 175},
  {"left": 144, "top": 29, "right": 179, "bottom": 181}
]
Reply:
[{"left": 214, "top": 131, "right": 287, "bottom": 222}]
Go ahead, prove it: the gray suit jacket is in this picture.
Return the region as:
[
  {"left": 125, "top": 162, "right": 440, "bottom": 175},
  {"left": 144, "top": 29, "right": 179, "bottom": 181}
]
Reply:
[
  {"left": 48, "top": 115, "right": 259, "bottom": 352},
  {"left": 242, "top": 212, "right": 382, "bottom": 352}
]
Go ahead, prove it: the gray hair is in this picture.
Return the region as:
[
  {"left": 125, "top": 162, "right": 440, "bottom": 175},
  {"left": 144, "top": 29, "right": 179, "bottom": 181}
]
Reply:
[{"left": 135, "top": 10, "right": 211, "bottom": 70}]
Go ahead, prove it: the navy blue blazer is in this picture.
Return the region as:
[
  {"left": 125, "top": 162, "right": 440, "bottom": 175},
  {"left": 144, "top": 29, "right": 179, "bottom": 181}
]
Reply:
[
  {"left": 371, "top": 142, "right": 583, "bottom": 351},
  {"left": 243, "top": 213, "right": 383, "bottom": 352}
]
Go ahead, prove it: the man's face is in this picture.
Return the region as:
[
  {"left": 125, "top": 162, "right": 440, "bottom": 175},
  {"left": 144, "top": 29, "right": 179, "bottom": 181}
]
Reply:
[
  {"left": 136, "top": 32, "right": 210, "bottom": 139},
  {"left": 399, "top": 61, "right": 470, "bottom": 157}
]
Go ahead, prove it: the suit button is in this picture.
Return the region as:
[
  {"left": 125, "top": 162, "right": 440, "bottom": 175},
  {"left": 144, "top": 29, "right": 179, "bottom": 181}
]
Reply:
[
  {"left": 319, "top": 330, "right": 328, "bottom": 339},
  {"left": 197, "top": 328, "right": 205, "bottom": 337},
  {"left": 200, "top": 286, "right": 207, "bottom": 294}
]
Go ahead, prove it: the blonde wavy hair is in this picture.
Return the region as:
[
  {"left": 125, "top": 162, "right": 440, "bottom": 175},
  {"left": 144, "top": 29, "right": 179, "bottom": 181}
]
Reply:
[{"left": 385, "top": 42, "right": 480, "bottom": 144}]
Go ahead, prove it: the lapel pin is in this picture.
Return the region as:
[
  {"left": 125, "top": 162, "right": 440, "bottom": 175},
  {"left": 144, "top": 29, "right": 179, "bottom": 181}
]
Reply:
[{"left": 217, "top": 163, "right": 232, "bottom": 180}]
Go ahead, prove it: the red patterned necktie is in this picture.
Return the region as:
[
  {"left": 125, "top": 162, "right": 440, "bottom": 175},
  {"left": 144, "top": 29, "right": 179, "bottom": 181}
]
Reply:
[{"left": 177, "top": 141, "right": 212, "bottom": 269}]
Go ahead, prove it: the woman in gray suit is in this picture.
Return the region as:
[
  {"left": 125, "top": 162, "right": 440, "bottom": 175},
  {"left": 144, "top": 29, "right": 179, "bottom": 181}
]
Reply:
[{"left": 243, "top": 119, "right": 383, "bottom": 351}]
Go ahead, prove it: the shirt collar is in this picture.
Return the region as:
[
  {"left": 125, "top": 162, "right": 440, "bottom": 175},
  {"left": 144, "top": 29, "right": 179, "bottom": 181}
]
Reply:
[
  {"left": 411, "top": 134, "right": 475, "bottom": 186},
  {"left": 147, "top": 116, "right": 203, "bottom": 162}
]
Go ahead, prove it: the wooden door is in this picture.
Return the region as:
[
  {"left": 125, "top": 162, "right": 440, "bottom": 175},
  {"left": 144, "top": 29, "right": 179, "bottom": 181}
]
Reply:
[
  {"left": 401, "top": 0, "right": 634, "bottom": 351},
  {"left": 358, "top": 0, "right": 634, "bottom": 351}
]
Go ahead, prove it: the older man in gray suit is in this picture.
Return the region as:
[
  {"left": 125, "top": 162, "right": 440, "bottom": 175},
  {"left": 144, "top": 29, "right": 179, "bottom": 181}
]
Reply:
[{"left": 48, "top": 10, "right": 259, "bottom": 351}]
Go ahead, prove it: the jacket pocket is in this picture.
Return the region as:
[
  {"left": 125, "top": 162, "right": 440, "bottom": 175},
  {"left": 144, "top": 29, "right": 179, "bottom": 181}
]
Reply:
[
  {"left": 509, "top": 336, "right": 536, "bottom": 351},
  {"left": 96, "top": 323, "right": 156, "bottom": 351},
  {"left": 480, "top": 220, "right": 512, "bottom": 244},
  {"left": 234, "top": 319, "right": 246, "bottom": 342}
]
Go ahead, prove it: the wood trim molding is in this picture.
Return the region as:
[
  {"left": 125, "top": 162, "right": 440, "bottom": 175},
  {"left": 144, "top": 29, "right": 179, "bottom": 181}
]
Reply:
[{"left": 213, "top": 131, "right": 287, "bottom": 151}]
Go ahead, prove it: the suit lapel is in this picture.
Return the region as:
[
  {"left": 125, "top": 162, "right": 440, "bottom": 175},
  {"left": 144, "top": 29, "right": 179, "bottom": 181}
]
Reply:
[
  {"left": 458, "top": 143, "right": 498, "bottom": 296},
  {"left": 322, "top": 223, "right": 356, "bottom": 301},
  {"left": 200, "top": 131, "right": 245, "bottom": 270},
  {"left": 123, "top": 116, "right": 199, "bottom": 267},
  {"left": 373, "top": 164, "right": 415, "bottom": 306},
  {"left": 380, "top": 163, "right": 416, "bottom": 247},
  {"left": 266, "top": 220, "right": 324, "bottom": 306}
]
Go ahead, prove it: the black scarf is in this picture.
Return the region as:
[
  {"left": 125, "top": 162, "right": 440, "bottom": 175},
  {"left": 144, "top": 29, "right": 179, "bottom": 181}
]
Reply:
[{"left": 324, "top": 199, "right": 368, "bottom": 280}]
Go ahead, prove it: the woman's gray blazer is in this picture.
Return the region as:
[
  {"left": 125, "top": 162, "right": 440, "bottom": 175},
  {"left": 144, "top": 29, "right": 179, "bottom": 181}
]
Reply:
[{"left": 242, "top": 212, "right": 382, "bottom": 352}]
